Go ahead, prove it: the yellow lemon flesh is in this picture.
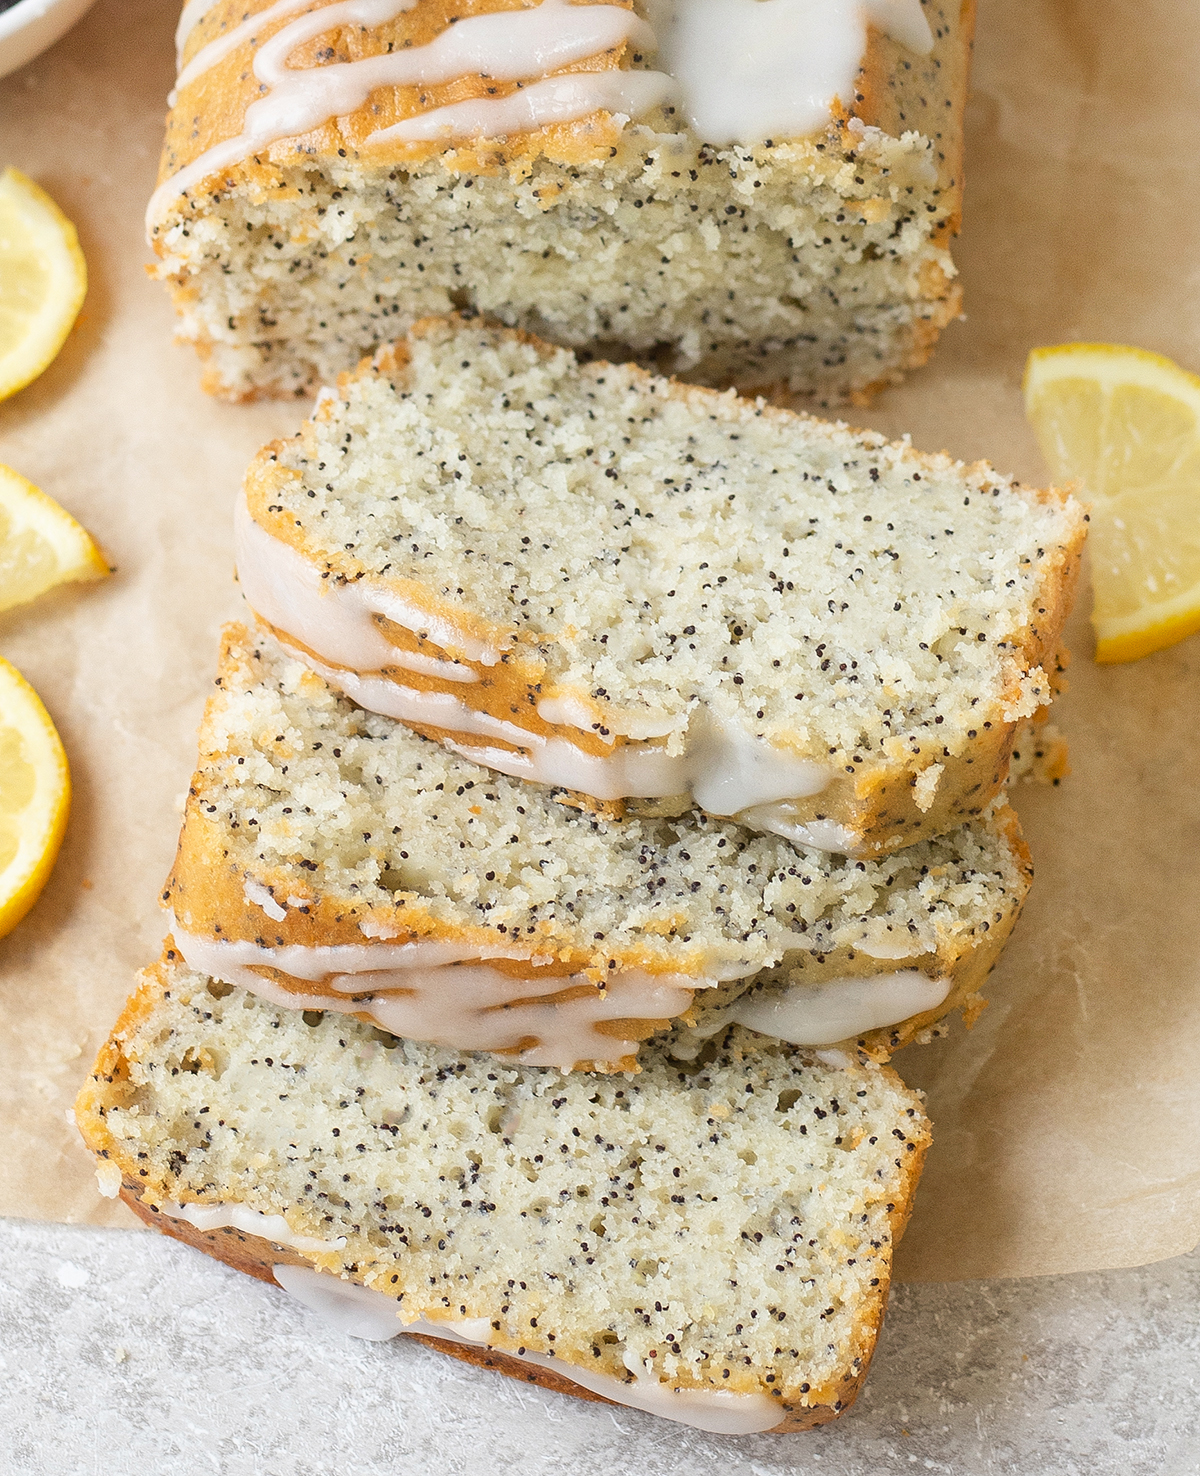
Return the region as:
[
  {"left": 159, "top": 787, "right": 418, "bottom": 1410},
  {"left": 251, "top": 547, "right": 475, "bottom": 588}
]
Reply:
[
  {"left": 0, "top": 167, "right": 87, "bottom": 402},
  {"left": 0, "top": 464, "right": 108, "bottom": 612},
  {"left": 1025, "top": 343, "right": 1200, "bottom": 663},
  {"left": 0, "top": 656, "right": 69, "bottom": 938}
]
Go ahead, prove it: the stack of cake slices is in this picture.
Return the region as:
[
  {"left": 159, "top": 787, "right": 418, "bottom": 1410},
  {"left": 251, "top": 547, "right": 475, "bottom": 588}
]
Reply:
[{"left": 77, "top": 319, "right": 1084, "bottom": 1433}]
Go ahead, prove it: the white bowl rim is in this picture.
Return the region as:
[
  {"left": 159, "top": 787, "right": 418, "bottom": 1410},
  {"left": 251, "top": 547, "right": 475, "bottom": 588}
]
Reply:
[{"left": 0, "top": 0, "right": 93, "bottom": 48}]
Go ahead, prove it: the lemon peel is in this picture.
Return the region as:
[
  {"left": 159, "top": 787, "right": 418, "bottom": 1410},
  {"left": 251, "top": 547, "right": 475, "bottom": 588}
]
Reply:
[
  {"left": 0, "top": 463, "right": 108, "bottom": 612},
  {"left": 1025, "top": 343, "right": 1200, "bottom": 663},
  {"left": 0, "top": 166, "right": 88, "bottom": 401},
  {"left": 0, "top": 655, "right": 70, "bottom": 937}
]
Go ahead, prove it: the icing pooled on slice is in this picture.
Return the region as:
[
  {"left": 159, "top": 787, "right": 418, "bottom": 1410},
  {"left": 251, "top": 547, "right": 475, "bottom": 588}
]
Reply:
[
  {"left": 647, "top": 0, "right": 933, "bottom": 144},
  {"left": 161, "top": 1200, "right": 348, "bottom": 1252},
  {"left": 171, "top": 923, "right": 703, "bottom": 1070},
  {"left": 683, "top": 969, "right": 952, "bottom": 1051}
]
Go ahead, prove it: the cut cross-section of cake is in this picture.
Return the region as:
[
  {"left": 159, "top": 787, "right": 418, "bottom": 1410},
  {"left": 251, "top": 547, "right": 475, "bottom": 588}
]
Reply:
[
  {"left": 238, "top": 318, "right": 1085, "bottom": 858},
  {"left": 75, "top": 953, "right": 931, "bottom": 1434},
  {"left": 150, "top": 0, "right": 974, "bottom": 402},
  {"left": 161, "top": 623, "right": 1033, "bottom": 1071}
]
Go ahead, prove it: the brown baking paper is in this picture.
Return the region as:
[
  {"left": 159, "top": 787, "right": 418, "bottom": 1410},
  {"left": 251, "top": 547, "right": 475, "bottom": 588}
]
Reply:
[{"left": 1, "top": 0, "right": 1197, "bottom": 1281}]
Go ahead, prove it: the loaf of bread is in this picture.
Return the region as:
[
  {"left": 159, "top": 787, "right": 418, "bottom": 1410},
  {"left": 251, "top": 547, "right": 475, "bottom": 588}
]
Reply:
[
  {"left": 238, "top": 318, "right": 1085, "bottom": 859},
  {"left": 151, "top": 0, "right": 974, "bottom": 402},
  {"left": 162, "top": 621, "right": 1033, "bottom": 1070},
  {"left": 76, "top": 953, "right": 930, "bottom": 1433}
]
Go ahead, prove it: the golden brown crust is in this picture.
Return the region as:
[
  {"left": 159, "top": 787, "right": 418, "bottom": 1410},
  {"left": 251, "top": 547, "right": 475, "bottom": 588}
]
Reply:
[{"left": 859, "top": 0, "right": 976, "bottom": 233}]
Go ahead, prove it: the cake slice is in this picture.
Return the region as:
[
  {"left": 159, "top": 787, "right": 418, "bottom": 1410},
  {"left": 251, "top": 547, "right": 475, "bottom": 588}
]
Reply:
[
  {"left": 162, "top": 622, "right": 1032, "bottom": 1070},
  {"left": 76, "top": 953, "right": 931, "bottom": 1434},
  {"left": 238, "top": 318, "right": 1085, "bottom": 857},
  {"left": 151, "top": 0, "right": 974, "bottom": 403}
]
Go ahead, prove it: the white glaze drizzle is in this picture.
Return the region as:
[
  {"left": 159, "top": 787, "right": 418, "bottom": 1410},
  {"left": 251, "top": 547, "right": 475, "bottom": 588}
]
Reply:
[
  {"left": 171, "top": 908, "right": 753, "bottom": 981},
  {"left": 235, "top": 495, "right": 834, "bottom": 816},
  {"left": 178, "top": 0, "right": 653, "bottom": 95},
  {"left": 176, "top": 0, "right": 216, "bottom": 61},
  {"left": 172, "top": 924, "right": 700, "bottom": 1069},
  {"left": 737, "top": 807, "right": 858, "bottom": 856},
  {"left": 364, "top": 68, "right": 674, "bottom": 145},
  {"left": 94, "top": 1160, "right": 123, "bottom": 1198},
  {"left": 160, "top": 1200, "right": 348, "bottom": 1251},
  {"left": 151, "top": 0, "right": 659, "bottom": 230},
  {"left": 176, "top": 920, "right": 529, "bottom": 975},
  {"left": 680, "top": 969, "right": 951, "bottom": 1052},
  {"left": 271, "top": 1263, "right": 782, "bottom": 1433},
  {"left": 317, "top": 654, "right": 831, "bottom": 814},
  {"left": 155, "top": 0, "right": 935, "bottom": 230},
  {"left": 172, "top": 915, "right": 937, "bottom": 1058}
]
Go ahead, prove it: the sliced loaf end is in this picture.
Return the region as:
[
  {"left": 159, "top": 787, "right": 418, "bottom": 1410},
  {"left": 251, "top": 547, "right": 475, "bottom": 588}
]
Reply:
[{"left": 77, "top": 953, "right": 930, "bottom": 1432}]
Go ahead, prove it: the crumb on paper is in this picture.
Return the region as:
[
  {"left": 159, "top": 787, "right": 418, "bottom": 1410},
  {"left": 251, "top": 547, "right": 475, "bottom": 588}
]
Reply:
[
  {"left": 1009, "top": 719, "right": 1070, "bottom": 786},
  {"left": 95, "top": 1160, "right": 122, "bottom": 1198}
]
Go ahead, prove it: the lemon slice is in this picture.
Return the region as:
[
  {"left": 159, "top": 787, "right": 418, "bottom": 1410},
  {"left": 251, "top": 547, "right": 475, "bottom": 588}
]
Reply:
[
  {"left": 0, "top": 167, "right": 88, "bottom": 401},
  {"left": 0, "top": 464, "right": 108, "bottom": 612},
  {"left": 0, "top": 656, "right": 70, "bottom": 937},
  {"left": 1025, "top": 343, "right": 1200, "bottom": 663}
]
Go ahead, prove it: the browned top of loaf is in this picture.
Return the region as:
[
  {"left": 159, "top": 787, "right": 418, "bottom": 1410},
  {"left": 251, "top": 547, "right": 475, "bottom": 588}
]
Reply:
[{"left": 158, "top": 0, "right": 973, "bottom": 221}]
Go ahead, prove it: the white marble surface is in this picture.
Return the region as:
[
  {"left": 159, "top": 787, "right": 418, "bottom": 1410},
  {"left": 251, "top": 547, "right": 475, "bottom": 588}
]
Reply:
[{"left": 1, "top": 1217, "right": 1196, "bottom": 1475}]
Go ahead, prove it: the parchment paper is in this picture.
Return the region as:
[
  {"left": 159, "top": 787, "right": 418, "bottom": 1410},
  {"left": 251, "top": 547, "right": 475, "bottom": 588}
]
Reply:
[{"left": 1, "top": 0, "right": 1197, "bottom": 1282}]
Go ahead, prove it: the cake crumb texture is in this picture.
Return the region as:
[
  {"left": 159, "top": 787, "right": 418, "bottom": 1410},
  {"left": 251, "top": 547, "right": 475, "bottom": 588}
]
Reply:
[{"left": 77, "top": 955, "right": 930, "bottom": 1419}]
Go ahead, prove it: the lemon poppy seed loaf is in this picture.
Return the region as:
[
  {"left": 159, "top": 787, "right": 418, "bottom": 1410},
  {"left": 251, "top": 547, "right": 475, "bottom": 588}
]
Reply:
[
  {"left": 150, "top": 0, "right": 973, "bottom": 402},
  {"left": 76, "top": 954, "right": 930, "bottom": 1434},
  {"left": 238, "top": 318, "right": 1085, "bottom": 858},
  {"left": 162, "top": 622, "right": 1032, "bottom": 1070}
]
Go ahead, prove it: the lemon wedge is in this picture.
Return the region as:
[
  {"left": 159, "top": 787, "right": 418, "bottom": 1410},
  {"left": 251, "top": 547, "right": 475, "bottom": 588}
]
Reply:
[
  {"left": 0, "top": 656, "right": 69, "bottom": 937},
  {"left": 0, "top": 464, "right": 108, "bottom": 612},
  {"left": 0, "top": 167, "right": 88, "bottom": 401},
  {"left": 1024, "top": 343, "right": 1200, "bottom": 663}
]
